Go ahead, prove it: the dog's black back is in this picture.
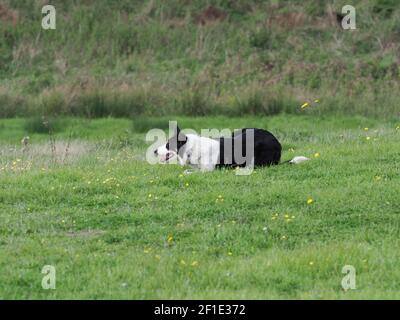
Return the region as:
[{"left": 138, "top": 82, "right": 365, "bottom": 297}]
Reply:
[{"left": 217, "top": 128, "right": 281, "bottom": 168}]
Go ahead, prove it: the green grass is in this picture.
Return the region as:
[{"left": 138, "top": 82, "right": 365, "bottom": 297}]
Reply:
[{"left": 1, "top": 115, "right": 399, "bottom": 299}]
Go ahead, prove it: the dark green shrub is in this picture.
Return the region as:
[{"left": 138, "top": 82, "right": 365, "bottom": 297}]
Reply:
[
  {"left": 0, "top": 93, "right": 28, "bottom": 117},
  {"left": 24, "top": 116, "right": 68, "bottom": 133},
  {"left": 234, "top": 90, "right": 297, "bottom": 116},
  {"left": 373, "top": 0, "right": 399, "bottom": 17},
  {"left": 179, "top": 91, "right": 215, "bottom": 116},
  {"left": 132, "top": 117, "right": 170, "bottom": 133}
]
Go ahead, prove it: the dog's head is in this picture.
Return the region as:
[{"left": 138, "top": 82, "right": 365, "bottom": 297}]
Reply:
[{"left": 154, "top": 125, "right": 188, "bottom": 163}]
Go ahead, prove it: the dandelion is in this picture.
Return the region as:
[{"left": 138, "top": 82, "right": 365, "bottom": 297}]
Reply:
[
  {"left": 179, "top": 174, "right": 184, "bottom": 178},
  {"left": 314, "top": 152, "right": 320, "bottom": 158},
  {"left": 191, "top": 261, "right": 199, "bottom": 267},
  {"left": 309, "top": 261, "right": 314, "bottom": 266},
  {"left": 366, "top": 136, "right": 371, "bottom": 140},
  {"left": 396, "top": 125, "right": 400, "bottom": 130},
  {"left": 148, "top": 193, "right": 152, "bottom": 198},
  {"left": 228, "top": 252, "right": 233, "bottom": 256},
  {"left": 307, "top": 198, "right": 314, "bottom": 205},
  {"left": 281, "top": 235, "right": 287, "bottom": 240},
  {"left": 300, "top": 102, "right": 309, "bottom": 109},
  {"left": 374, "top": 175, "right": 382, "bottom": 181},
  {"left": 167, "top": 235, "right": 173, "bottom": 243},
  {"left": 314, "top": 99, "right": 320, "bottom": 103},
  {"left": 185, "top": 182, "right": 189, "bottom": 187}
]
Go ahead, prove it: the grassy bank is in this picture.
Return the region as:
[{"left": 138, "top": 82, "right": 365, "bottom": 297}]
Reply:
[
  {"left": 1, "top": 0, "right": 400, "bottom": 118},
  {"left": 0, "top": 115, "right": 399, "bottom": 298}
]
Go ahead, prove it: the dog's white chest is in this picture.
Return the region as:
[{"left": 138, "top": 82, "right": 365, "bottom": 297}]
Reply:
[{"left": 183, "top": 135, "right": 220, "bottom": 171}]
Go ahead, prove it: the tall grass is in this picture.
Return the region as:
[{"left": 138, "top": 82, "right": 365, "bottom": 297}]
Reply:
[{"left": 1, "top": 0, "right": 400, "bottom": 119}]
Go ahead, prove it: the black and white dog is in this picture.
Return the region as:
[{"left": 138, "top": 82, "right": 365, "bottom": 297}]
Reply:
[{"left": 155, "top": 125, "right": 309, "bottom": 172}]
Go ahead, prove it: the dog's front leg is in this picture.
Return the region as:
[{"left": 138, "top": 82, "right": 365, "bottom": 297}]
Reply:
[
  {"left": 199, "top": 163, "right": 216, "bottom": 172},
  {"left": 177, "top": 155, "right": 186, "bottom": 166}
]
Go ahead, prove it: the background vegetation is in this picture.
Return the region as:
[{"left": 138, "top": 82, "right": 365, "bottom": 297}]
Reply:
[{"left": 1, "top": 0, "right": 400, "bottom": 118}]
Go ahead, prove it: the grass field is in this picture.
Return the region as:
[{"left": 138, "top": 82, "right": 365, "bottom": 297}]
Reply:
[{"left": 0, "top": 115, "right": 399, "bottom": 299}]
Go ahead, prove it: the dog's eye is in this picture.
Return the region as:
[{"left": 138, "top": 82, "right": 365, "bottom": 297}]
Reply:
[{"left": 166, "top": 142, "right": 169, "bottom": 150}]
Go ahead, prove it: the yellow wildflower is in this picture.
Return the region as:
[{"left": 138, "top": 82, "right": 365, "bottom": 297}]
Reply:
[{"left": 300, "top": 102, "right": 309, "bottom": 109}]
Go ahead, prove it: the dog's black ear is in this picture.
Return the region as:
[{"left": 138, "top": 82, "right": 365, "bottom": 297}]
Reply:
[{"left": 176, "top": 125, "right": 187, "bottom": 143}]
